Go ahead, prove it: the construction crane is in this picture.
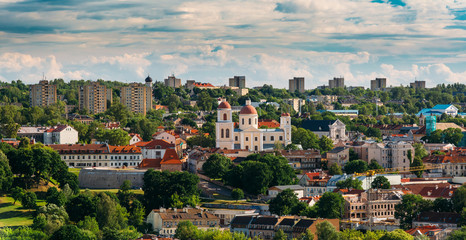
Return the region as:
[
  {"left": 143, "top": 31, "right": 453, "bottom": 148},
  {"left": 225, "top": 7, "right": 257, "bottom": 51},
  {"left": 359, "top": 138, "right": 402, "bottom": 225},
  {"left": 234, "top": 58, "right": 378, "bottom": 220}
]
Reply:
[{"left": 350, "top": 164, "right": 443, "bottom": 231}]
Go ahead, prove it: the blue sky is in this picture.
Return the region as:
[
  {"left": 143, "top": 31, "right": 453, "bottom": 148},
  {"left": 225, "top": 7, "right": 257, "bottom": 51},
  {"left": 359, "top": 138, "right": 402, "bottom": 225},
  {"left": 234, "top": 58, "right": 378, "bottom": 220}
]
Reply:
[{"left": 0, "top": 0, "right": 465, "bottom": 88}]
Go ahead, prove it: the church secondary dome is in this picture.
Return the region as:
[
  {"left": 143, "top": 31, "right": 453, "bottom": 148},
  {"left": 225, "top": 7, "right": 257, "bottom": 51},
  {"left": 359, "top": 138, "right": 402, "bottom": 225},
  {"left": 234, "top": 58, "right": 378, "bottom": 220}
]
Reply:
[
  {"left": 145, "top": 75, "right": 153, "bottom": 82},
  {"left": 218, "top": 101, "right": 231, "bottom": 109},
  {"left": 281, "top": 113, "right": 290, "bottom": 117},
  {"left": 240, "top": 105, "right": 257, "bottom": 115}
]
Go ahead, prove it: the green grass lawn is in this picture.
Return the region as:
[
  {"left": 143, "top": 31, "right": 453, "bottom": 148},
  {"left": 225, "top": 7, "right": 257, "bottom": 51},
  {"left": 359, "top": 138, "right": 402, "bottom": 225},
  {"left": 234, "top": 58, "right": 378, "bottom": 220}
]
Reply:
[
  {"left": 68, "top": 167, "right": 81, "bottom": 177},
  {"left": 81, "top": 188, "right": 144, "bottom": 195},
  {"left": 0, "top": 196, "right": 45, "bottom": 228}
]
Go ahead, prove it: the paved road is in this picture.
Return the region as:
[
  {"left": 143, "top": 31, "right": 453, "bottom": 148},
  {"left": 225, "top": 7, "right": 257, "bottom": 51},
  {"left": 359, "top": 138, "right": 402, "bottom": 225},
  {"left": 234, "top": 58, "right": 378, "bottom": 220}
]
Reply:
[{"left": 198, "top": 178, "right": 232, "bottom": 198}]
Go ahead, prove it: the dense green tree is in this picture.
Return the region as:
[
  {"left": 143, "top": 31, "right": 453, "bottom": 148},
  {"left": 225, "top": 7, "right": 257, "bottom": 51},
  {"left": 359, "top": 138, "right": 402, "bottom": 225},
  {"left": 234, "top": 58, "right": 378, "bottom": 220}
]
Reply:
[
  {"left": 329, "top": 163, "right": 343, "bottom": 175},
  {"left": 273, "top": 229, "right": 287, "bottom": 240},
  {"left": 269, "top": 189, "right": 300, "bottom": 216},
  {"left": 316, "top": 220, "right": 339, "bottom": 240},
  {"left": 202, "top": 154, "right": 233, "bottom": 179},
  {"left": 371, "top": 176, "right": 391, "bottom": 189},
  {"left": 368, "top": 159, "right": 383, "bottom": 170},
  {"left": 298, "top": 229, "right": 315, "bottom": 240},
  {"left": 315, "top": 192, "right": 345, "bottom": 219},
  {"left": 413, "top": 143, "right": 428, "bottom": 159},
  {"left": 95, "top": 128, "right": 131, "bottom": 146},
  {"left": 231, "top": 188, "right": 244, "bottom": 202},
  {"left": 0, "top": 150, "right": 13, "bottom": 192},
  {"left": 410, "top": 156, "right": 424, "bottom": 178},
  {"left": 249, "top": 154, "right": 296, "bottom": 186},
  {"left": 50, "top": 225, "right": 95, "bottom": 240},
  {"left": 66, "top": 193, "right": 97, "bottom": 223},
  {"left": 128, "top": 199, "right": 145, "bottom": 227},
  {"left": 101, "top": 226, "right": 141, "bottom": 240},
  {"left": 395, "top": 194, "right": 433, "bottom": 229},
  {"left": 239, "top": 161, "right": 272, "bottom": 195},
  {"left": 379, "top": 229, "right": 414, "bottom": 240},
  {"left": 46, "top": 187, "right": 67, "bottom": 207},
  {"left": 344, "top": 160, "right": 368, "bottom": 174},
  {"left": 77, "top": 216, "right": 100, "bottom": 237},
  {"left": 349, "top": 148, "right": 359, "bottom": 161},
  {"left": 448, "top": 227, "right": 466, "bottom": 240},
  {"left": 452, "top": 184, "right": 466, "bottom": 212},
  {"left": 336, "top": 178, "right": 363, "bottom": 190},
  {"left": 143, "top": 170, "right": 200, "bottom": 210},
  {"left": 432, "top": 197, "right": 453, "bottom": 213},
  {"left": 104, "top": 102, "right": 133, "bottom": 126},
  {"left": 175, "top": 221, "right": 199, "bottom": 240},
  {"left": 34, "top": 203, "right": 69, "bottom": 235},
  {"left": 21, "top": 191, "right": 37, "bottom": 209},
  {"left": 319, "top": 136, "right": 334, "bottom": 154},
  {"left": 0, "top": 227, "right": 47, "bottom": 240},
  {"left": 10, "top": 186, "right": 24, "bottom": 204},
  {"left": 127, "top": 118, "right": 158, "bottom": 141},
  {"left": 95, "top": 192, "right": 128, "bottom": 230},
  {"left": 291, "top": 127, "right": 319, "bottom": 150},
  {"left": 186, "top": 134, "right": 215, "bottom": 148}
]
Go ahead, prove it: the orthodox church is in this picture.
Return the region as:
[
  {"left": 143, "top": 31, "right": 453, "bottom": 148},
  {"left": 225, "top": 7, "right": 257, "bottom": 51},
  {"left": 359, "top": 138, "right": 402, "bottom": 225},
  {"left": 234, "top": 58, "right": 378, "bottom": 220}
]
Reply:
[{"left": 216, "top": 100, "right": 292, "bottom": 151}]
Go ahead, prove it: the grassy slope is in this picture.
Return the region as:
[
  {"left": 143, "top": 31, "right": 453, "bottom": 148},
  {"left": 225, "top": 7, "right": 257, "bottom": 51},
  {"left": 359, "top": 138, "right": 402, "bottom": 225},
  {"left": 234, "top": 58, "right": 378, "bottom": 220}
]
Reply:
[{"left": 0, "top": 196, "right": 46, "bottom": 228}]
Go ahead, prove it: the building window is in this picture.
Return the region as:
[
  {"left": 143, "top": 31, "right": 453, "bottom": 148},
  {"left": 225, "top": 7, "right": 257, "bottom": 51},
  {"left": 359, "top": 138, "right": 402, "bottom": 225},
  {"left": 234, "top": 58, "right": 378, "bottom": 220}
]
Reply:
[
  {"left": 221, "top": 129, "right": 224, "bottom": 138},
  {"left": 279, "top": 136, "right": 283, "bottom": 141},
  {"left": 223, "top": 113, "right": 227, "bottom": 120},
  {"left": 255, "top": 146, "right": 258, "bottom": 151},
  {"left": 255, "top": 137, "right": 258, "bottom": 141},
  {"left": 235, "top": 136, "right": 238, "bottom": 141},
  {"left": 271, "top": 136, "right": 275, "bottom": 141},
  {"left": 249, "top": 118, "right": 251, "bottom": 125},
  {"left": 263, "top": 136, "right": 266, "bottom": 141},
  {"left": 226, "top": 129, "right": 230, "bottom": 138},
  {"left": 246, "top": 137, "right": 249, "bottom": 141},
  {"left": 242, "top": 118, "right": 244, "bottom": 125}
]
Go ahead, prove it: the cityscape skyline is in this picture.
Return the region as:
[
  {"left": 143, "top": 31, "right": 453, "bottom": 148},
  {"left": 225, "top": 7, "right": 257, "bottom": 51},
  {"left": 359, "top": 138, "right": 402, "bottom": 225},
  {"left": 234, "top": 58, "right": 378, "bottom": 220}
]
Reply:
[{"left": 0, "top": 0, "right": 465, "bottom": 88}]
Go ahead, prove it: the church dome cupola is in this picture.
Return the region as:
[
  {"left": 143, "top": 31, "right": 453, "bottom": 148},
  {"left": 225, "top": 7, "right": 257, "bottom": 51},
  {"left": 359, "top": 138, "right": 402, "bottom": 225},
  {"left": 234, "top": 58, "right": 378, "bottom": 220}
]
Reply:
[{"left": 145, "top": 75, "right": 153, "bottom": 83}]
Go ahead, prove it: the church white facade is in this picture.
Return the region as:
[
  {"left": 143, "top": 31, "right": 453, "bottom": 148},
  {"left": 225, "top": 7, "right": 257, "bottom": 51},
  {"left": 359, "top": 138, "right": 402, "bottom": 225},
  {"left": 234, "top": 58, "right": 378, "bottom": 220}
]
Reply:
[{"left": 216, "top": 101, "right": 292, "bottom": 151}]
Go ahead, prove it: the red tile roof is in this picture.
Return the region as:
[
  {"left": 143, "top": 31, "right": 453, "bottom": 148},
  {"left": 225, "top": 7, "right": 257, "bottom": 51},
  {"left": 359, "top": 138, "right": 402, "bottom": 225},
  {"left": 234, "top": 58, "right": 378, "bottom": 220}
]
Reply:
[
  {"left": 109, "top": 145, "right": 141, "bottom": 154},
  {"left": 141, "top": 139, "right": 175, "bottom": 149},
  {"left": 423, "top": 148, "right": 466, "bottom": 164},
  {"left": 218, "top": 101, "right": 231, "bottom": 109},
  {"left": 161, "top": 149, "right": 182, "bottom": 165},
  {"left": 48, "top": 144, "right": 110, "bottom": 154},
  {"left": 193, "top": 82, "right": 215, "bottom": 88},
  {"left": 258, "top": 119, "right": 280, "bottom": 128},
  {"left": 406, "top": 225, "right": 443, "bottom": 236},
  {"left": 139, "top": 158, "right": 162, "bottom": 168}
]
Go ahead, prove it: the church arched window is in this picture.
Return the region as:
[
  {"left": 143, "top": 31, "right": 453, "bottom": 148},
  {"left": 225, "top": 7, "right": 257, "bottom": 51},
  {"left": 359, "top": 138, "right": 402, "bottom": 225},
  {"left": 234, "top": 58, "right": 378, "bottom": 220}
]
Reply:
[
  {"left": 249, "top": 118, "right": 251, "bottom": 125},
  {"left": 221, "top": 129, "right": 224, "bottom": 138},
  {"left": 242, "top": 118, "right": 244, "bottom": 125},
  {"left": 255, "top": 118, "right": 257, "bottom": 124},
  {"left": 223, "top": 113, "right": 227, "bottom": 121},
  {"left": 226, "top": 129, "right": 230, "bottom": 138}
]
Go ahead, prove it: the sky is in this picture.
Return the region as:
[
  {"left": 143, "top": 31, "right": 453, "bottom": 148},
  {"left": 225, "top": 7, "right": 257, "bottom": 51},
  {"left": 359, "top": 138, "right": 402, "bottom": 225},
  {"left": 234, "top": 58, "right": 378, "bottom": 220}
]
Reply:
[{"left": 0, "top": 0, "right": 465, "bottom": 89}]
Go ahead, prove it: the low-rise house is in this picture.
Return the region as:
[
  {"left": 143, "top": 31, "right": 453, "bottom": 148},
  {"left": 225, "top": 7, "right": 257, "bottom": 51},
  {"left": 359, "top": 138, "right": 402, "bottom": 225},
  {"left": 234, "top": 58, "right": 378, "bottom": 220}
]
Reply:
[
  {"left": 279, "top": 150, "right": 322, "bottom": 171},
  {"left": 405, "top": 225, "right": 449, "bottom": 240},
  {"left": 423, "top": 148, "right": 466, "bottom": 177},
  {"left": 49, "top": 143, "right": 142, "bottom": 168},
  {"left": 153, "top": 131, "right": 177, "bottom": 144},
  {"left": 230, "top": 216, "right": 340, "bottom": 239},
  {"left": 343, "top": 189, "right": 402, "bottom": 221},
  {"left": 268, "top": 185, "right": 304, "bottom": 199},
  {"left": 298, "top": 172, "right": 329, "bottom": 197},
  {"left": 248, "top": 216, "right": 279, "bottom": 239},
  {"left": 18, "top": 125, "right": 78, "bottom": 144},
  {"left": 326, "top": 147, "right": 349, "bottom": 167},
  {"left": 146, "top": 208, "right": 219, "bottom": 237},
  {"left": 139, "top": 148, "right": 182, "bottom": 171},
  {"left": 392, "top": 182, "right": 457, "bottom": 200},
  {"left": 129, "top": 133, "right": 143, "bottom": 145},
  {"left": 301, "top": 119, "right": 347, "bottom": 142},
  {"left": 68, "top": 114, "right": 94, "bottom": 124},
  {"left": 413, "top": 212, "right": 460, "bottom": 229},
  {"left": 206, "top": 208, "right": 258, "bottom": 226},
  {"left": 138, "top": 139, "right": 176, "bottom": 159}
]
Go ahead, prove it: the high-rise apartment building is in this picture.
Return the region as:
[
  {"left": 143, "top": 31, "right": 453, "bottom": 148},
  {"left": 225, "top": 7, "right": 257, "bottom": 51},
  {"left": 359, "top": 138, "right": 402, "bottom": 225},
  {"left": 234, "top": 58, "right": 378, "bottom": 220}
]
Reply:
[
  {"left": 410, "top": 80, "right": 426, "bottom": 89},
  {"left": 328, "top": 77, "right": 344, "bottom": 89},
  {"left": 289, "top": 77, "right": 305, "bottom": 93},
  {"left": 229, "top": 76, "right": 246, "bottom": 88},
  {"left": 79, "top": 82, "right": 112, "bottom": 114},
  {"left": 164, "top": 75, "right": 181, "bottom": 88},
  {"left": 29, "top": 80, "right": 57, "bottom": 107},
  {"left": 370, "top": 78, "right": 387, "bottom": 91},
  {"left": 120, "top": 83, "right": 153, "bottom": 115}
]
